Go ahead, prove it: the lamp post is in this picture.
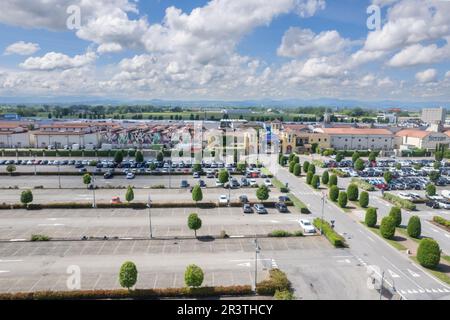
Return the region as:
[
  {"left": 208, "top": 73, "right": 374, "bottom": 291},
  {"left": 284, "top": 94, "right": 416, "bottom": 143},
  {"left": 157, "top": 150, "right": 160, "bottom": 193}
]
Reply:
[
  {"left": 254, "top": 238, "right": 261, "bottom": 292},
  {"left": 321, "top": 191, "right": 325, "bottom": 235},
  {"left": 379, "top": 271, "right": 385, "bottom": 300},
  {"left": 92, "top": 174, "right": 97, "bottom": 208},
  {"left": 147, "top": 194, "right": 153, "bottom": 239},
  {"left": 57, "top": 163, "right": 61, "bottom": 189}
]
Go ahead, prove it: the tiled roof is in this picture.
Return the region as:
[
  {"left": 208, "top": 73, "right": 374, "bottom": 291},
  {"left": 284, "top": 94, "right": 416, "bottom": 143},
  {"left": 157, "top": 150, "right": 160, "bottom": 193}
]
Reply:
[
  {"left": 395, "top": 129, "right": 431, "bottom": 138},
  {"left": 321, "top": 128, "right": 393, "bottom": 135}
]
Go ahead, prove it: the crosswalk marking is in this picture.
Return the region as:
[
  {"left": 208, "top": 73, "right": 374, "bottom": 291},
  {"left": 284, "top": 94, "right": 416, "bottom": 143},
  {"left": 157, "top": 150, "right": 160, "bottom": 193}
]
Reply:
[{"left": 400, "top": 288, "right": 448, "bottom": 295}]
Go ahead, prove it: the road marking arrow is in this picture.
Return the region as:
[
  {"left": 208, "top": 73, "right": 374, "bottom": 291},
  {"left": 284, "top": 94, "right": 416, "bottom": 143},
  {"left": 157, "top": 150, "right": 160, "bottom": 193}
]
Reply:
[
  {"left": 388, "top": 269, "right": 400, "bottom": 278},
  {"left": 407, "top": 269, "right": 421, "bottom": 278},
  {"left": 237, "top": 262, "right": 251, "bottom": 267}
]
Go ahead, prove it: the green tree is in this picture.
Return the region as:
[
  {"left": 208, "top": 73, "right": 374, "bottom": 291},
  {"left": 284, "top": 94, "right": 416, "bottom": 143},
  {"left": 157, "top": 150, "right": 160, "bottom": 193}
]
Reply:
[
  {"left": 6, "top": 164, "right": 16, "bottom": 176},
  {"left": 288, "top": 153, "right": 295, "bottom": 163},
  {"left": 306, "top": 171, "right": 314, "bottom": 185},
  {"left": 293, "top": 156, "right": 300, "bottom": 164},
  {"left": 256, "top": 185, "right": 270, "bottom": 201},
  {"left": 354, "top": 159, "right": 365, "bottom": 171},
  {"left": 335, "top": 152, "right": 344, "bottom": 162},
  {"left": 321, "top": 171, "right": 329, "bottom": 185},
  {"left": 359, "top": 191, "right": 369, "bottom": 208},
  {"left": 384, "top": 171, "right": 393, "bottom": 184},
  {"left": 218, "top": 169, "right": 230, "bottom": 184},
  {"left": 365, "top": 207, "right": 377, "bottom": 227},
  {"left": 289, "top": 161, "right": 296, "bottom": 173},
  {"left": 188, "top": 213, "right": 202, "bottom": 238},
  {"left": 433, "top": 161, "right": 441, "bottom": 170},
  {"left": 329, "top": 185, "right": 339, "bottom": 202},
  {"left": 389, "top": 206, "right": 402, "bottom": 227},
  {"left": 435, "top": 151, "right": 444, "bottom": 162},
  {"left": 236, "top": 162, "right": 246, "bottom": 172},
  {"left": 407, "top": 215, "right": 421, "bottom": 238},
  {"left": 184, "top": 264, "right": 204, "bottom": 288},
  {"left": 114, "top": 150, "right": 124, "bottom": 164},
  {"left": 82, "top": 173, "right": 92, "bottom": 189},
  {"left": 352, "top": 151, "right": 360, "bottom": 162},
  {"left": 347, "top": 184, "right": 359, "bottom": 201},
  {"left": 380, "top": 216, "right": 396, "bottom": 239},
  {"left": 307, "top": 164, "right": 316, "bottom": 174},
  {"left": 135, "top": 150, "right": 144, "bottom": 163},
  {"left": 311, "top": 175, "right": 320, "bottom": 189},
  {"left": 328, "top": 174, "right": 338, "bottom": 187},
  {"left": 20, "top": 189, "right": 33, "bottom": 207},
  {"left": 192, "top": 163, "right": 202, "bottom": 173},
  {"left": 293, "top": 163, "right": 301, "bottom": 176},
  {"left": 192, "top": 185, "right": 203, "bottom": 203},
  {"left": 119, "top": 261, "right": 138, "bottom": 290},
  {"left": 417, "top": 239, "right": 441, "bottom": 268},
  {"left": 156, "top": 152, "right": 164, "bottom": 162},
  {"left": 368, "top": 151, "right": 377, "bottom": 162},
  {"left": 338, "top": 191, "right": 347, "bottom": 208},
  {"left": 395, "top": 163, "right": 402, "bottom": 170},
  {"left": 125, "top": 186, "right": 134, "bottom": 203},
  {"left": 429, "top": 171, "right": 440, "bottom": 183},
  {"left": 303, "top": 161, "right": 310, "bottom": 173},
  {"left": 426, "top": 184, "right": 436, "bottom": 196}
]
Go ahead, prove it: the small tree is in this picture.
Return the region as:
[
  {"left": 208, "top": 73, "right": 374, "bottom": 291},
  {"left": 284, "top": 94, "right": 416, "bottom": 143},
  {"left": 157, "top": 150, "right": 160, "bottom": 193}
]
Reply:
[
  {"left": 256, "top": 185, "right": 270, "bottom": 201},
  {"left": 185, "top": 264, "right": 204, "bottom": 288},
  {"left": 20, "top": 190, "right": 33, "bottom": 207},
  {"left": 218, "top": 169, "right": 229, "bottom": 184},
  {"left": 380, "top": 216, "right": 396, "bottom": 239},
  {"left": 6, "top": 164, "right": 16, "bottom": 176},
  {"left": 425, "top": 184, "right": 436, "bottom": 197},
  {"left": 236, "top": 162, "right": 246, "bottom": 172},
  {"left": 289, "top": 161, "right": 296, "bottom": 173},
  {"left": 417, "top": 239, "right": 441, "bottom": 268},
  {"left": 188, "top": 213, "right": 202, "bottom": 238},
  {"left": 306, "top": 171, "right": 314, "bottom": 185},
  {"left": 435, "top": 151, "right": 444, "bottom": 162},
  {"left": 329, "top": 185, "right": 339, "bottom": 202},
  {"left": 125, "top": 186, "right": 134, "bottom": 203},
  {"left": 321, "top": 171, "right": 329, "bottom": 185},
  {"left": 338, "top": 191, "right": 347, "bottom": 208},
  {"left": 407, "top": 215, "right": 421, "bottom": 238},
  {"left": 114, "top": 150, "right": 124, "bottom": 164},
  {"left": 293, "top": 163, "right": 301, "bottom": 176},
  {"left": 352, "top": 151, "right": 360, "bottom": 163},
  {"left": 358, "top": 192, "right": 369, "bottom": 209},
  {"left": 311, "top": 175, "right": 320, "bottom": 189},
  {"left": 303, "top": 161, "right": 310, "bottom": 173},
  {"left": 395, "top": 163, "right": 402, "bottom": 170},
  {"left": 119, "top": 261, "right": 138, "bottom": 290},
  {"left": 328, "top": 174, "right": 338, "bottom": 187},
  {"left": 135, "top": 150, "right": 144, "bottom": 163},
  {"left": 429, "top": 171, "right": 440, "bottom": 183},
  {"left": 293, "top": 156, "right": 300, "bottom": 164},
  {"left": 335, "top": 152, "right": 344, "bottom": 162},
  {"left": 307, "top": 164, "right": 316, "bottom": 175},
  {"left": 156, "top": 152, "right": 164, "bottom": 162},
  {"left": 82, "top": 173, "right": 92, "bottom": 189},
  {"left": 192, "top": 163, "right": 202, "bottom": 173},
  {"left": 365, "top": 207, "right": 377, "bottom": 227},
  {"left": 433, "top": 161, "right": 441, "bottom": 170},
  {"left": 347, "top": 184, "right": 359, "bottom": 201},
  {"left": 354, "top": 159, "right": 365, "bottom": 171},
  {"left": 389, "top": 206, "right": 402, "bottom": 227},
  {"left": 368, "top": 151, "right": 377, "bottom": 162},
  {"left": 384, "top": 171, "right": 393, "bottom": 184},
  {"left": 192, "top": 185, "right": 203, "bottom": 203}
]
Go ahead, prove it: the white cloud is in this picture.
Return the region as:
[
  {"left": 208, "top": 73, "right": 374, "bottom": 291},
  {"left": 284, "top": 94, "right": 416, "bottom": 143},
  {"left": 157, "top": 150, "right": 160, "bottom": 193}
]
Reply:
[
  {"left": 294, "top": 0, "right": 326, "bottom": 18},
  {"left": 415, "top": 68, "right": 437, "bottom": 83},
  {"left": 277, "top": 27, "right": 349, "bottom": 58},
  {"left": 387, "top": 41, "right": 450, "bottom": 67},
  {"left": 20, "top": 51, "right": 97, "bottom": 71},
  {"left": 4, "top": 41, "right": 40, "bottom": 56}
]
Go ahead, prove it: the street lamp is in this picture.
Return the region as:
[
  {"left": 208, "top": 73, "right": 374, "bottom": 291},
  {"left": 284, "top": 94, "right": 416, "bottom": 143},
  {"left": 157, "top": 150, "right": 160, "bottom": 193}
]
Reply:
[
  {"left": 92, "top": 174, "right": 97, "bottom": 208},
  {"left": 320, "top": 191, "right": 326, "bottom": 235},
  {"left": 147, "top": 194, "right": 153, "bottom": 239},
  {"left": 228, "top": 173, "right": 231, "bottom": 207},
  {"left": 57, "top": 162, "right": 61, "bottom": 189},
  {"left": 254, "top": 238, "right": 261, "bottom": 292}
]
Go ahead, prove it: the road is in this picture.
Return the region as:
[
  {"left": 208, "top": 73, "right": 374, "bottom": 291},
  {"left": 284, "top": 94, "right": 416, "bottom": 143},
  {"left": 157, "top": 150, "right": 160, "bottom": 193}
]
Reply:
[{"left": 266, "top": 161, "right": 450, "bottom": 300}]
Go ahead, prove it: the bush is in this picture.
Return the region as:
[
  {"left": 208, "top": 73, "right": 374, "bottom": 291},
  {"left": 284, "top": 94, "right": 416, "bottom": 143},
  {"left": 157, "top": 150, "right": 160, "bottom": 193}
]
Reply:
[
  {"left": 426, "top": 184, "right": 436, "bottom": 197},
  {"left": 365, "top": 208, "right": 377, "bottom": 227},
  {"left": 347, "top": 184, "right": 359, "bottom": 201},
  {"left": 119, "top": 261, "right": 138, "bottom": 290},
  {"left": 389, "top": 207, "right": 402, "bottom": 227},
  {"left": 338, "top": 192, "right": 347, "bottom": 208},
  {"left": 351, "top": 178, "right": 375, "bottom": 191},
  {"left": 274, "top": 290, "right": 295, "bottom": 300},
  {"left": 329, "top": 185, "right": 339, "bottom": 202},
  {"left": 313, "top": 218, "right": 345, "bottom": 247},
  {"left": 20, "top": 190, "right": 33, "bottom": 207},
  {"left": 352, "top": 151, "right": 360, "bottom": 162},
  {"left": 125, "top": 186, "right": 134, "bottom": 203},
  {"left": 383, "top": 193, "right": 416, "bottom": 210},
  {"left": 31, "top": 234, "right": 51, "bottom": 241},
  {"left": 289, "top": 161, "right": 296, "bottom": 173},
  {"left": 380, "top": 216, "right": 396, "bottom": 239},
  {"left": 256, "top": 185, "right": 270, "bottom": 201},
  {"left": 417, "top": 239, "right": 441, "bottom": 268},
  {"left": 359, "top": 191, "right": 369, "bottom": 208},
  {"left": 354, "top": 159, "right": 365, "bottom": 171},
  {"left": 192, "top": 185, "right": 203, "bottom": 202},
  {"left": 321, "top": 171, "right": 329, "bottom": 185},
  {"left": 256, "top": 269, "right": 291, "bottom": 296},
  {"left": 268, "top": 230, "right": 302, "bottom": 237},
  {"left": 306, "top": 171, "right": 313, "bottom": 185},
  {"left": 384, "top": 171, "right": 393, "bottom": 184},
  {"left": 293, "top": 163, "right": 301, "bottom": 176},
  {"left": 433, "top": 216, "right": 450, "bottom": 228},
  {"left": 328, "top": 174, "right": 338, "bottom": 187},
  {"left": 407, "top": 215, "right": 421, "bottom": 238},
  {"left": 307, "top": 164, "right": 316, "bottom": 175},
  {"left": 185, "top": 264, "right": 204, "bottom": 288},
  {"left": 303, "top": 161, "right": 310, "bottom": 173},
  {"left": 311, "top": 175, "right": 320, "bottom": 189}
]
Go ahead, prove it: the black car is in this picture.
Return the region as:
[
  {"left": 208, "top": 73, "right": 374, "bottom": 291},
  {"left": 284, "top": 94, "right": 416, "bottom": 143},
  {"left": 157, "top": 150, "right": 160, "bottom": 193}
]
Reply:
[
  {"left": 278, "top": 196, "right": 291, "bottom": 202},
  {"left": 275, "top": 202, "right": 289, "bottom": 213},
  {"left": 239, "top": 195, "right": 249, "bottom": 203},
  {"left": 243, "top": 203, "right": 253, "bottom": 213},
  {"left": 180, "top": 180, "right": 190, "bottom": 188},
  {"left": 104, "top": 172, "right": 114, "bottom": 179},
  {"left": 426, "top": 201, "right": 439, "bottom": 209},
  {"left": 199, "top": 180, "right": 207, "bottom": 188}
]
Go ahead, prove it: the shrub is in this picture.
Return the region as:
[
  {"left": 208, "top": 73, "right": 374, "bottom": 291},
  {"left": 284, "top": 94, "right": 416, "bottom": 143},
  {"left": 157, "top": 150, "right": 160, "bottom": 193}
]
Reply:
[
  {"left": 365, "top": 208, "right": 377, "bottom": 227},
  {"left": 289, "top": 161, "right": 295, "bottom": 173},
  {"left": 433, "top": 216, "right": 450, "bottom": 228},
  {"left": 268, "top": 230, "right": 302, "bottom": 237},
  {"left": 347, "top": 184, "right": 359, "bottom": 201},
  {"left": 274, "top": 290, "right": 295, "bottom": 300},
  {"left": 20, "top": 190, "right": 33, "bottom": 207},
  {"left": 218, "top": 169, "right": 229, "bottom": 184},
  {"left": 352, "top": 151, "right": 360, "bottom": 162},
  {"left": 359, "top": 191, "right": 369, "bottom": 208},
  {"left": 125, "top": 186, "right": 134, "bottom": 203},
  {"left": 380, "top": 216, "right": 396, "bottom": 239},
  {"left": 321, "top": 171, "right": 329, "bottom": 185},
  {"left": 383, "top": 193, "right": 416, "bottom": 210},
  {"left": 313, "top": 218, "right": 345, "bottom": 247},
  {"left": 256, "top": 185, "right": 270, "bottom": 201},
  {"left": 307, "top": 164, "right": 316, "bottom": 175},
  {"left": 31, "top": 234, "right": 51, "bottom": 241},
  {"left": 389, "top": 207, "right": 402, "bottom": 227},
  {"left": 306, "top": 171, "right": 313, "bottom": 185},
  {"left": 119, "top": 261, "right": 138, "bottom": 290},
  {"left": 293, "top": 163, "right": 301, "bottom": 176},
  {"left": 185, "top": 265, "right": 204, "bottom": 288},
  {"left": 338, "top": 192, "right": 347, "bottom": 208},
  {"left": 335, "top": 152, "right": 344, "bottom": 162},
  {"left": 256, "top": 269, "right": 291, "bottom": 296},
  {"left": 328, "top": 174, "right": 338, "bottom": 187},
  {"left": 351, "top": 178, "right": 375, "bottom": 191},
  {"left": 114, "top": 150, "right": 124, "bottom": 164},
  {"left": 135, "top": 150, "right": 144, "bottom": 163},
  {"left": 311, "top": 175, "right": 320, "bottom": 189},
  {"left": 188, "top": 213, "right": 202, "bottom": 238},
  {"left": 407, "top": 215, "right": 421, "bottom": 238},
  {"left": 6, "top": 164, "right": 16, "bottom": 175},
  {"left": 354, "top": 159, "right": 365, "bottom": 171},
  {"left": 303, "top": 161, "right": 310, "bottom": 173},
  {"left": 329, "top": 185, "right": 339, "bottom": 202},
  {"left": 192, "top": 185, "right": 203, "bottom": 203},
  {"left": 384, "top": 171, "right": 393, "bottom": 184},
  {"left": 417, "top": 239, "right": 441, "bottom": 268},
  {"left": 426, "top": 184, "right": 436, "bottom": 197}
]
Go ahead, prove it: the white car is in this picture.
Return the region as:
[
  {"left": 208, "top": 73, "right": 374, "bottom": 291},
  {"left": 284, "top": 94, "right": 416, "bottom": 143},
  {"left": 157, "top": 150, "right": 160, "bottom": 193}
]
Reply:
[
  {"left": 249, "top": 179, "right": 257, "bottom": 186},
  {"left": 299, "top": 219, "right": 316, "bottom": 234},
  {"left": 264, "top": 179, "right": 273, "bottom": 187},
  {"left": 437, "top": 201, "right": 450, "bottom": 210},
  {"left": 126, "top": 172, "right": 135, "bottom": 179},
  {"left": 219, "top": 195, "right": 229, "bottom": 204},
  {"left": 215, "top": 179, "right": 224, "bottom": 187}
]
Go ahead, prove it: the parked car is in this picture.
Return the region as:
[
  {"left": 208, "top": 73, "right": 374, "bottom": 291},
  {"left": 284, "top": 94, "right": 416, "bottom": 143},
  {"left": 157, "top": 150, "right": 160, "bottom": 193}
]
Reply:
[
  {"left": 264, "top": 179, "right": 273, "bottom": 187},
  {"left": 193, "top": 172, "right": 200, "bottom": 179},
  {"left": 239, "top": 195, "right": 249, "bottom": 203},
  {"left": 275, "top": 202, "right": 289, "bottom": 213},
  {"left": 278, "top": 195, "right": 291, "bottom": 202},
  {"left": 243, "top": 203, "right": 253, "bottom": 214},
  {"left": 215, "top": 179, "right": 224, "bottom": 187},
  {"left": 126, "top": 172, "right": 135, "bottom": 179},
  {"left": 180, "top": 180, "right": 190, "bottom": 188},
  {"left": 110, "top": 196, "right": 122, "bottom": 204},
  {"left": 299, "top": 219, "right": 316, "bottom": 234},
  {"left": 104, "top": 171, "right": 114, "bottom": 179},
  {"left": 219, "top": 195, "right": 229, "bottom": 204},
  {"left": 199, "top": 180, "right": 207, "bottom": 188},
  {"left": 253, "top": 204, "right": 267, "bottom": 214}
]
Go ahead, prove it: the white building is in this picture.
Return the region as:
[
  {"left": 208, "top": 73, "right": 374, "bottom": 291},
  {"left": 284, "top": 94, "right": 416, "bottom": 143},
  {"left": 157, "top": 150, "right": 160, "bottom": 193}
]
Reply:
[
  {"left": 0, "top": 123, "right": 30, "bottom": 148},
  {"left": 421, "top": 107, "right": 446, "bottom": 125}
]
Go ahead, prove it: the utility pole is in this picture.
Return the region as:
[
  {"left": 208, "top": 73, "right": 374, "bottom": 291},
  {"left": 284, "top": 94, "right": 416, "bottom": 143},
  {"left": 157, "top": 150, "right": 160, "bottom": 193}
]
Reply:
[
  {"left": 57, "top": 163, "right": 61, "bottom": 189},
  {"left": 254, "top": 238, "right": 261, "bottom": 292},
  {"left": 92, "top": 174, "right": 97, "bottom": 208},
  {"left": 147, "top": 194, "right": 153, "bottom": 239},
  {"left": 321, "top": 192, "right": 325, "bottom": 235},
  {"left": 33, "top": 154, "right": 37, "bottom": 176}
]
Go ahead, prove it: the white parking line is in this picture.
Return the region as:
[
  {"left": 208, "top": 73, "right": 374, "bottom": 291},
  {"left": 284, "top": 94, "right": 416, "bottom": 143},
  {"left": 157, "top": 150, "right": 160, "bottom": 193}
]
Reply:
[
  {"left": 0, "top": 270, "right": 10, "bottom": 274},
  {"left": 0, "top": 260, "right": 23, "bottom": 263}
]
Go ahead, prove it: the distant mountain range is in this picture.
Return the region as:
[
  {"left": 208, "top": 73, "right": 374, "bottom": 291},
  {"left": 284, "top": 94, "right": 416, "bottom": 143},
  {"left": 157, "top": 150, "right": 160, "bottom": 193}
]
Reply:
[{"left": 0, "top": 96, "right": 449, "bottom": 110}]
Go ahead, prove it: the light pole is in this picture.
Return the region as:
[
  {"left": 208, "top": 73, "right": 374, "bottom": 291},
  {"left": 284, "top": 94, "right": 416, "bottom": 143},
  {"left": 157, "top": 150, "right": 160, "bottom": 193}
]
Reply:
[
  {"left": 33, "top": 154, "right": 36, "bottom": 176},
  {"left": 92, "top": 174, "right": 97, "bottom": 208},
  {"left": 321, "top": 191, "right": 325, "bottom": 235},
  {"left": 57, "top": 163, "right": 61, "bottom": 189},
  {"left": 254, "top": 238, "right": 261, "bottom": 292},
  {"left": 379, "top": 271, "right": 385, "bottom": 300},
  {"left": 228, "top": 172, "right": 231, "bottom": 207},
  {"left": 147, "top": 194, "right": 153, "bottom": 239}
]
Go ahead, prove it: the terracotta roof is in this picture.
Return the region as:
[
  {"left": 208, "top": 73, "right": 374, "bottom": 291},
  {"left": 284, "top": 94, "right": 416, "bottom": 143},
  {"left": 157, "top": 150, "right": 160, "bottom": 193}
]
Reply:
[
  {"left": 283, "top": 124, "right": 308, "bottom": 132},
  {"left": 445, "top": 131, "right": 450, "bottom": 137},
  {"left": 31, "top": 131, "right": 90, "bottom": 136},
  {"left": 40, "top": 123, "right": 91, "bottom": 128},
  {"left": 321, "top": 128, "right": 393, "bottom": 135},
  {"left": 395, "top": 129, "right": 431, "bottom": 139}
]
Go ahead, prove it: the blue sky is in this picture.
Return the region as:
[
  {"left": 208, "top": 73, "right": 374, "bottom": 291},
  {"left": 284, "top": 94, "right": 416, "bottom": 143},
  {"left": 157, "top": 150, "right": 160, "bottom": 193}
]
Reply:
[{"left": 0, "top": 0, "right": 449, "bottom": 102}]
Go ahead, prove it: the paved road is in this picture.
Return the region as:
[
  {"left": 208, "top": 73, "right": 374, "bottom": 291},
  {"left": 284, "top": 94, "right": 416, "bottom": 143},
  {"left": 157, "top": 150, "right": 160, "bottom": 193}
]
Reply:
[{"left": 265, "top": 161, "right": 450, "bottom": 300}]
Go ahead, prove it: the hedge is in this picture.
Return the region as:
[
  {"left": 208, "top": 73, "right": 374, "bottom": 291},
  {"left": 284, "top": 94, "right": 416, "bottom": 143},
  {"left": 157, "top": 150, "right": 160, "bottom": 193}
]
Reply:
[
  {"left": 256, "top": 269, "right": 291, "bottom": 296},
  {"left": 313, "top": 218, "right": 346, "bottom": 248},
  {"left": 382, "top": 193, "right": 416, "bottom": 211},
  {"left": 0, "top": 285, "right": 254, "bottom": 300},
  {"left": 329, "top": 168, "right": 348, "bottom": 177},
  {"left": 351, "top": 178, "right": 375, "bottom": 191},
  {"left": 433, "top": 216, "right": 450, "bottom": 229},
  {"left": 268, "top": 230, "right": 303, "bottom": 238},
  {"left": 287, "top": 193, "right": 310, "bottom": 214}
]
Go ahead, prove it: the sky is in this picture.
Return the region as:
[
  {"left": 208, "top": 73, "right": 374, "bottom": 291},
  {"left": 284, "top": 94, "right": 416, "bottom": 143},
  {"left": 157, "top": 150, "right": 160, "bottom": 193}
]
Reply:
[{"left": 0, "top": 0, "right": 449, "bottom": 103}]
